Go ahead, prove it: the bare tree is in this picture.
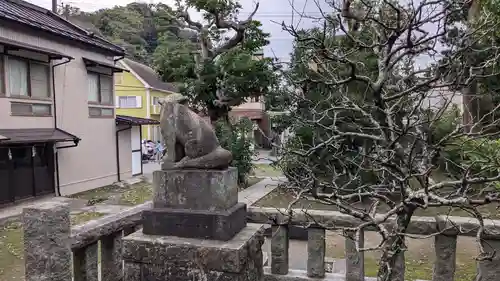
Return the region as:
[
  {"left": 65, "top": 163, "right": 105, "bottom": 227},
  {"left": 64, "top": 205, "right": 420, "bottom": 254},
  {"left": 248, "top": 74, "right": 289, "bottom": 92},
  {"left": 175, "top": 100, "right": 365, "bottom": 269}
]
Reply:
[{"left": 274, "top": 0, "right": 500, "bottom": 280}]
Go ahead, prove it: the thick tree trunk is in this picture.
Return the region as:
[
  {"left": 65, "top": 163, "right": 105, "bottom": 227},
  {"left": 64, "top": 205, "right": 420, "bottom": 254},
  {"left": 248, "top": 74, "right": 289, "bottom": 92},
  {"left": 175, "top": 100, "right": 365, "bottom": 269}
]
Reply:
[
  {"left": 377, "top": 207, "right": 415, "bottom": 281},
  {"left": 207, "top": 103, "right": 231, "bottom": 124},
  {"left": 463, "top": 0, "right": 481, "bottom": 133}
]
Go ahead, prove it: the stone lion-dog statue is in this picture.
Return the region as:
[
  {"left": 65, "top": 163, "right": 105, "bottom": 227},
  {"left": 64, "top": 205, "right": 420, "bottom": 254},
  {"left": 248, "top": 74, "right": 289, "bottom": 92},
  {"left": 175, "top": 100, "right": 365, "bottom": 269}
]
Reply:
[{"left": 158, "top": 94, "right": 232, "bottom": 170}]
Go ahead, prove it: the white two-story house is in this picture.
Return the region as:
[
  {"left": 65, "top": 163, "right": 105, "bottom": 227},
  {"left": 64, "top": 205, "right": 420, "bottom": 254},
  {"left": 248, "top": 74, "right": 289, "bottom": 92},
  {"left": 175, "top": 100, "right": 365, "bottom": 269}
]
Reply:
[{"left": 0, "top": 0, "right": 140, "bottom": 206}]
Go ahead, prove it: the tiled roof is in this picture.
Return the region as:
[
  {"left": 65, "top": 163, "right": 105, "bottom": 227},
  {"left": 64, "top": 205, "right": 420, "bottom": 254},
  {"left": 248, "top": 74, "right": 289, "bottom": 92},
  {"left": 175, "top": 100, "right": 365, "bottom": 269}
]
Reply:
[
  {"left": 83, "top": 57, "right": 128, "bottom": 73},
  {"left": 0, "top": 128, "right": 80, "bottom": 144},
  {"left": 0, "top": 0, "right": 124, "bottom": 55},
  {"left": 121, "top": 58, "right": 179, "bottom": 93},
  {"left": 116, "top": 115, "right": 160, "bottom": 125}
]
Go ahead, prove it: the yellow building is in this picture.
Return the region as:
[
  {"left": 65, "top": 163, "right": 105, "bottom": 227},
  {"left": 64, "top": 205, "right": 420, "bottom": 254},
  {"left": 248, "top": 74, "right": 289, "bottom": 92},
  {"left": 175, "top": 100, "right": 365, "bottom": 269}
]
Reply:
[{"left": 115, "top": 58, "right": 178, "bottom": 141}]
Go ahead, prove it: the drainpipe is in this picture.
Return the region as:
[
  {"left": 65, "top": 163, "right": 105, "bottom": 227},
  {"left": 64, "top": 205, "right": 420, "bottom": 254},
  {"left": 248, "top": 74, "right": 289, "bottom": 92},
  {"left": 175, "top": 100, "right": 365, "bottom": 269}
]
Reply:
[
  {"left": 52, "top": 58, "right": 72, "bottom": 196},
  {"left": 116, "top": 124, "right": 132, "bottom": 182}
]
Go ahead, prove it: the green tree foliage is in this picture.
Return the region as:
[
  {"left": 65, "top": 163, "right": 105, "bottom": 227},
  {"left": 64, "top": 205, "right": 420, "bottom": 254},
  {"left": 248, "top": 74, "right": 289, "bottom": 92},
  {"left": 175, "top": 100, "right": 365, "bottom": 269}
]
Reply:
[
  {"left": 61, "top": 2, "right": 197, "bottom": 64},
  {"left": 276, "top": 1, "right": 500, "bottom": 279},
  {"left": 215, "top": 118, "right": 255, "bottom": 186},
  {"left": 277, "top": 21, "right": 387, "bottom": 185},
  {"left": 438, "top": 0, "right": 500, "bottom": 132},
  {"left": 152, "top": 0, "right": 278, "bottom": 122},
  {"left": 62, "top": 1, "right": 278, "bottom": 123}
]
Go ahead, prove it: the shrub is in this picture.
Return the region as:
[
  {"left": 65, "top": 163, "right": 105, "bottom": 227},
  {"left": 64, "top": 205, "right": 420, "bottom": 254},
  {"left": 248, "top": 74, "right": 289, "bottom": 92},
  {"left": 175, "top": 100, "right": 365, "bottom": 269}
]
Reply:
[
  {"left": 429, "top": 105, "right": 500, "bottom": 187},
  {"left": 442, "top": 137, "right": 500, "bottom": 188},
  {"left": 429, "top": 105, "right": 462, "bottom": 145},
  {"left": 277, "top": 134, "right": 378, "bottom": 191},
  {"left": 276, "top": 135, "right": 312, "bottom": 184},
  {"left": 215, "top": 117, "right": 256, "bottom": 187}
]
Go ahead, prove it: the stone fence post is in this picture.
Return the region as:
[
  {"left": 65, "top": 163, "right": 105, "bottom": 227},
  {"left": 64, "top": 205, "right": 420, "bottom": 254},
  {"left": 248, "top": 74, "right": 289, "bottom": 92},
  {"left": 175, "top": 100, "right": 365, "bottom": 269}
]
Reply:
[{"left": 23, "top": 201, "right": 72, "bottom": 281}]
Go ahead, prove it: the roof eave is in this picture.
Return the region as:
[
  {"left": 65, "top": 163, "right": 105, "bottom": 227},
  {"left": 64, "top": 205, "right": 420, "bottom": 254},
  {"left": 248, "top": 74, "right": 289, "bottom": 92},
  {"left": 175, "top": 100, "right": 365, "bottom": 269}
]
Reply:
[
  {"left": 120, "top": 59, "right": 179, "bottom": 93},
  {"left": 0, "top": 17, "right": 125, "bottom": 56},
  {"left": 43, "top": 7, "right": 126, "bottom": 55},
  {"left": 120, "top": 60, "right": 151, "bottom": 89},
  {"left": 149, "top": 87, "right": 178, "bottom": 94}
]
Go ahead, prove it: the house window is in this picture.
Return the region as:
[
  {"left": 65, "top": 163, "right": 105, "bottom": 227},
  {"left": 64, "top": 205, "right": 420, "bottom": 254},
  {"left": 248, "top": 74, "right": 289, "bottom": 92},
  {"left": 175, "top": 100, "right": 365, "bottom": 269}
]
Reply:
[
  {"left": 87, "top": 72, "right": 113, "bottom": 105},
  {"left": 118, "top": 96, "right": 141, "bottom": 108},
  {"left": 7, "top": 57, "right": 50, "bottom": 99},
  {"left": 89, "top": 107, "right": 114, "bottom": 118},
  {"left": 11, "top": 102, "right": 51, "bottom": 116},
  {"left": 152, "top": 96, "right": 160, "bottom": 105}
]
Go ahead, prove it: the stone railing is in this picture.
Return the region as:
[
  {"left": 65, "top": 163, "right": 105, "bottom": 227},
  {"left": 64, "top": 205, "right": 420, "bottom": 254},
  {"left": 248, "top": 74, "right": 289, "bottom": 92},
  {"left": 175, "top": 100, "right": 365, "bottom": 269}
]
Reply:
[
  {"left": 23, "top": 201, "right": 151, "bottom": 281},
  {"left": 23, "top": 201, "right": 500, "bottom": 281},
  {"left": 247, "top": 206, "right": 500, "bottom": 281}
]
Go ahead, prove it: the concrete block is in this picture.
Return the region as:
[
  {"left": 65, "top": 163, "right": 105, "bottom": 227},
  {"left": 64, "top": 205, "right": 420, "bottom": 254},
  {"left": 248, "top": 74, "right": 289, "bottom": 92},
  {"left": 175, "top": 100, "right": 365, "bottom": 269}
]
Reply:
[{"left": 152, "top": 168, "right": 238, "bottom": 211}]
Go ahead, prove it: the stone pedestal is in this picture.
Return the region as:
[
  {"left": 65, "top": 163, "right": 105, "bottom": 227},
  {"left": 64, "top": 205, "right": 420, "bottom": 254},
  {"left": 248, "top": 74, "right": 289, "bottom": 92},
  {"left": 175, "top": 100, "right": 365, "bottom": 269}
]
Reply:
[
  {"left": 142, "top": 168, "right": 247, "bottom": 240},
  {"left": 123, "top": 224, "right": 264, "bottom": 281},
  {"left": 125, "top": 167, "right": 264, "bottom": 281}
]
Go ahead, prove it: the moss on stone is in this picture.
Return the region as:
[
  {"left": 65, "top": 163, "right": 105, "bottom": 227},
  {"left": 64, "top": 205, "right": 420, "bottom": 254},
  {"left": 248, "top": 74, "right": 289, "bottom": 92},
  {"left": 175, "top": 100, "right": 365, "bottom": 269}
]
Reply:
[{"left": 71, "top": 212, "right": 105, "bottom": 226}]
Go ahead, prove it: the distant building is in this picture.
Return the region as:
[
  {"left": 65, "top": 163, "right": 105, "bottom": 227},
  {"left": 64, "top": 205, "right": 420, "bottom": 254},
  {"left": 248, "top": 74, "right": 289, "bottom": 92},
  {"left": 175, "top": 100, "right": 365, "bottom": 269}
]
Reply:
[
  {"left": 115, "top": 58, "right": 179, "bottom": 142},
  {"left": 229, "top": 48, "right": 271, "bottom": 149},
  {"left": 421, "top": 87, "right": 463, "bottom": 113}
]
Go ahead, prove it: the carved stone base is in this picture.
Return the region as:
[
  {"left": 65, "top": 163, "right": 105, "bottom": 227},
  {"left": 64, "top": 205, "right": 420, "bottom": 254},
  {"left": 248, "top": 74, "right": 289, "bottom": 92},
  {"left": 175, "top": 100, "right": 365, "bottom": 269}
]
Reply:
[
  {"left": 152, "top": 168, "right": 238, "bottom": 211},
  {"left": 123, "top": 224, "right": 265, "bottom": 281},
  {"left": 142, "top": 203, "right": 247, "bottom": 241}
]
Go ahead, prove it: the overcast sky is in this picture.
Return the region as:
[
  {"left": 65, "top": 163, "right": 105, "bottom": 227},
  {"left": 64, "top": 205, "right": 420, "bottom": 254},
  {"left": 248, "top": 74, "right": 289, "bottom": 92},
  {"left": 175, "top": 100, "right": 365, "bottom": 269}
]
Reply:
[
  {"left": 27, "top": 0, "right": 330, "bottom": 62},
  {"left": 27, "top": 0, "right": 443, "bottom": 68}
]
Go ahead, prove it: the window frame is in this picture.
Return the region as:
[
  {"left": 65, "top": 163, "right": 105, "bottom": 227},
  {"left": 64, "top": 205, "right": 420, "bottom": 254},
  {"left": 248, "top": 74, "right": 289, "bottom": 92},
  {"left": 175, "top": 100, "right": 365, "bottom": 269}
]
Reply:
[
  {"left": 10, "top": 101, "right": 52, "bottom": 117},
  {"left": 87, "top": 71, "right": 113, "bottom": 106},
  {"left": 118, "top": 96, "right": 138, "bottom": 108},
  {"left": 4, "top": 55, "right": 51, "bottom": 101},
  {"left": 152, "top": 96, "right": 160, "bottom": 106},
  {"left": 88, "top": 106, "right": 114, "bottom": 118}
]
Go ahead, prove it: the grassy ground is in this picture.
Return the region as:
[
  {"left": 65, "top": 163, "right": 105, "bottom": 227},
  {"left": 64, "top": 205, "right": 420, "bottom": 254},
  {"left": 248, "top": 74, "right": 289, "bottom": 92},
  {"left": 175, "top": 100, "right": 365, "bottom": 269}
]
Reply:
[
  {"left": 117, "top": 177, "right": 266, "bottom": 205},
  {"left": 70, "top": 171, "right": 271, "bottom": 207},
  {"left": 69, "top": 184, "right": 131, "bottom": 205},
  {"left": 252, "top": 164, "right": 283, "bottom": 177},
  {"left": 119, "top": 181, "right": 154, "bottom": 206},
  {"left": 325, "top": 230, "right": 477, "bottom": 281},
  {"left": 0, "top": 212, "right": 103, "bottom": 281},
  {"left": 69, "top": 181, "right": 156, "bottom": 206}
]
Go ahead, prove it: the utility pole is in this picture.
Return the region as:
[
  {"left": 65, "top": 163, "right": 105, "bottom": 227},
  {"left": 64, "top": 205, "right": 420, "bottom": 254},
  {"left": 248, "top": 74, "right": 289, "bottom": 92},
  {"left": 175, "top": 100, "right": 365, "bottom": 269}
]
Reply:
[{"left": 52, "top": 0, "right": 58, "bottom": 13}]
